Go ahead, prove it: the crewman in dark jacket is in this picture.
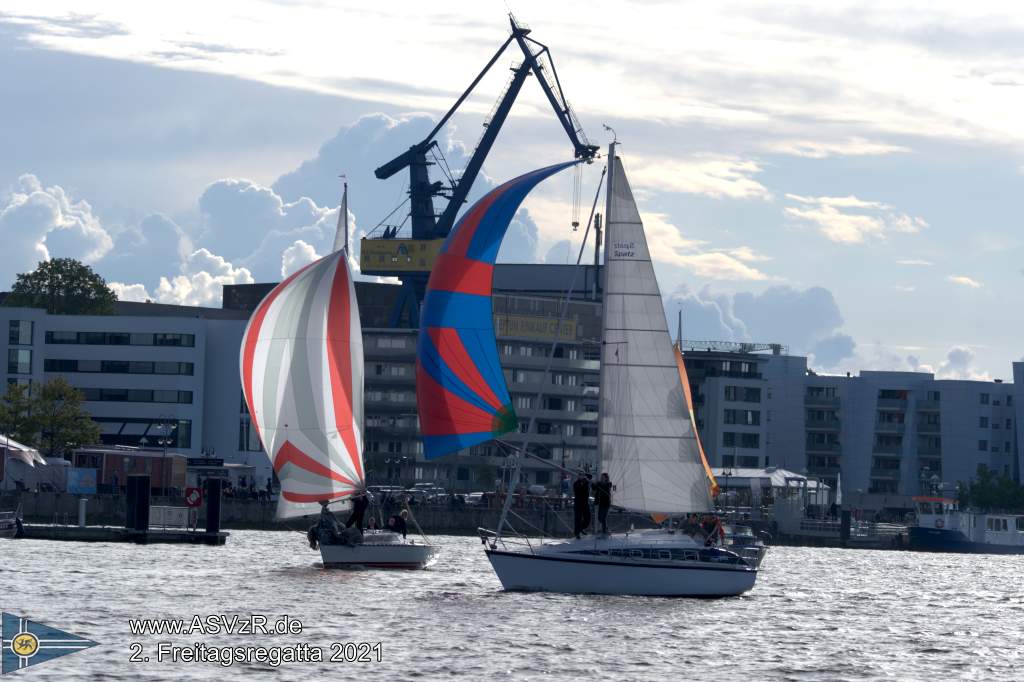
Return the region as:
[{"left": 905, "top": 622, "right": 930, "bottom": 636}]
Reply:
[
  {"left": 572, "top": 472, "right": 591, "bottom": 539},
  {"left": 593, "top": 473, "right": 614, "bottom": 534},
  {"left": 346, "top": 491, "right": 370, "bottom": 534}
]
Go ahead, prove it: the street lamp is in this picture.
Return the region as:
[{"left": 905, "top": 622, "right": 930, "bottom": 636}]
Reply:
[{"left": 155, "top": 418, "right": 178, "bottom": 499}]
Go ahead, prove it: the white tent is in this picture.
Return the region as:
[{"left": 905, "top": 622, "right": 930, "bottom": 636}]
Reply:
[{"left": 1, "top": 434, "right": 46, "bottom": 466}]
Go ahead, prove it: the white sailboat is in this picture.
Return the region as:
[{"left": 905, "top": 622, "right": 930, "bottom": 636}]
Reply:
[
  {"left": 240, "top": 183, "right": 435, "bottom": 569},
  {"left": 484, "top": 146, "right": 758, "bottom": 596}
]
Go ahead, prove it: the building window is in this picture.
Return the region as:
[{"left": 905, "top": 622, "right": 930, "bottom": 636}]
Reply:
[
  {"left": 980, "top": 393, "right": 990, "bottom": 405},
  {"left": 515, "top": 396, "right": 533, "bottom": 410},
  {"left": 978, "top": 440, "right": 988, "bottom": 451},
  {"left": 979, "top": 417, "right": 989, "bottom": 428},
  {"left": 8, "top": 320, "right": 33, "bottom": 345},
  {"left": 80, "top": 387, "right": 193, "bottom": 404},
  {"left": 7, "top": 349, "right": 32, "bottom": 374},
  {"left": 723, "top": 432, "right": 760, "bottom": 449},
  {"left": 926, "top": 391, "right": 940, "bottom": 401},
  {"left": 376, "top": 336, "right": 407, "bottom": 349},
  {"left": 94, "top": 418, "right": 192, "bottom": 449},
  {"left": 43, "top": 359, "right": 194, "bottom": 375},
  {"left": 43, "top": 331, "right": 194, "bottom": 347}
]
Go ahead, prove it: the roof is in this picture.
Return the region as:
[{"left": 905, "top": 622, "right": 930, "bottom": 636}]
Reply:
[{"left": 711, "top": 467, "right": 830, "bottom": 490}]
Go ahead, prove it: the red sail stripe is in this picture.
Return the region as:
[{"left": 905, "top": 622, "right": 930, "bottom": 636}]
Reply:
[
  {"left": 428, "top": 327, "right": 504, "bottom": 410},
  {"left": 241, "top": 260, "right": 318, "bottom": 443},
  {"left": 274, "top": 440, "right": 355, "bottom": 485},
  {"left": 428, "top": 253, "right": 493, "bottom": 296},
  {"left": 416, "top": 369, "right": 500, "bottom": 435},
  {"left": 324, "top": 256, "right": 363, "bottom": 480},
  {"left": 444, "top": 189, "right": 502, "bottom": 258},
  {"left": 282, "top": 489, "right": 354, "bottom": 503}
]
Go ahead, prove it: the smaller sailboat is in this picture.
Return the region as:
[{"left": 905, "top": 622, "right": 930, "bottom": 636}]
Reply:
[{"left": 241, "top": 182, "right": 435, "bottom": 569}]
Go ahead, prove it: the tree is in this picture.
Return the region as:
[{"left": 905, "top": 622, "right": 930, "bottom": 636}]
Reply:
[
  {"left": 4, "top": 258, "right": 117, "bottom": 315},
  {"left": 958, "top": 465, "right": 1024, "bottom": 513},
  {"left": 0, "top": 382, "right": 40, "bottom": 446},
  {"left": 33, "top": 378, "right": 101, "bottom": 458}
]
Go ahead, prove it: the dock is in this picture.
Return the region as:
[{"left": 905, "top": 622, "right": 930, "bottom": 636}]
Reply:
[{"left": 19, "top": 524, "right": 227, "bottom": 545}]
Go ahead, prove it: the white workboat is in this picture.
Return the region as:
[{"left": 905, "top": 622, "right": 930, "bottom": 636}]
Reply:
[{"left": 241, "top": 183, "right": 436, "bottom": 568}]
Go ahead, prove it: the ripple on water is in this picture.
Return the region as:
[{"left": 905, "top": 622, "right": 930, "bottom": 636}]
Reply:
[{"left": 1, "top": 535, "right": 1023, "bottom": 681}]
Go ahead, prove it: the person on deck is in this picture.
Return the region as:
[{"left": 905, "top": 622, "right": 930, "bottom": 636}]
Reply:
[
  {"left": 592, "top": 472, "right": 615, "bottom": 534},
  {"left": 309, "top": 500, "right": 342, "bottom": 548},
  {"left": 388, "top": 510, "right": 409, "bottom": 539},
  {"left": 346, "top": 491, "right": 370, "bottom": 534},
  {"left": 572, "top": 471, "right": 591, "bottom": 539}
]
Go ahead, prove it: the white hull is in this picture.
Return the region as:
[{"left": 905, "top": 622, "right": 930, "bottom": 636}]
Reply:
[
  {"left": 485, "top": 530, "right": 757, "bottom": 597},
  {"left": 319, "top": 532, "right": 436, "bottom": 569}
]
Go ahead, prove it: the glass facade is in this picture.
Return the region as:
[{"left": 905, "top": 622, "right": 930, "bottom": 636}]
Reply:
[
  {"left": 94, "top": 418, "right": 192, "bottom": 448},
  {"left": 45, "top": 331, "right": 195, "bottom": 347},
  {"left": 79, "top": 388, "right": 193, "bottom": 404},
  {"left": 8, "top": 320, "right": 33, "bottom": 345},
  {"left": 44, "top": 359, "right": 194, "bottom": 375},
  {"left": 7, "top": 348, "right": 32, "bottom": 374}
]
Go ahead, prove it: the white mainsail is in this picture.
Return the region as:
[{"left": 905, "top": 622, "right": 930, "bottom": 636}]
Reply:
[
  {"left": 239, "top": 244, "right": 364, "bottom": 520},
  {"left": 598, "top": 148, "right": 713, "bottom": 515}
]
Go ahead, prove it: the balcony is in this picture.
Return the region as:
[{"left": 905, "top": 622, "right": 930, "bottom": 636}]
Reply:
[
  {"left": 807, "top": 465, "right": 841, "bottom": 477},
  {"left": 872, "top": 444, "right": 903, "bottom": 455},
  {"left": 806, "top": 442, "right": 841, "bottom": 453},
  {"left": 916, "top": 422, "right": 941, "bottom": 434},
  {"left": 870, "top": 468, "right": 902, "bottom": 480},
  {"left": 805, "top": 418, "right": 841, "bottom": 430},
  {"left": 877, "top": 398, "right": 908, "bottom": 410},
  {"left": 874, "top": 422, "right": 905, "bottom": 434},
  {"left": 917, "top": 446, "right": 941, "bottom": 456},
  {"left": 917, "top": 399, "right": 940, "bottom": 411},
  {"left": 805, "top": 395, "right": 840, "bottom": 407}
]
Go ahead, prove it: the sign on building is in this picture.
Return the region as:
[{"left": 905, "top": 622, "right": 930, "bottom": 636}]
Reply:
[
  {"left": 359, "top": 238, "right": 445, "bottom": 274},
  {"left": 493, "top": 314, "right": 578, "bottom": 341}
]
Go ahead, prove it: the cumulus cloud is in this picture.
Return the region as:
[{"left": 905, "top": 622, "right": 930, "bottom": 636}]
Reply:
[
  {"left": 784, "top": 194, "right": 928, "bottom": 244},
  {"left": 497, "top": 209, "right": 541, "bottom": 263},
  {"left": 153, "top": 248, "right": 254, "bottom": 306},
  {"left": 281, "top": 240, "right": 320, "bottom": 277},
  {"left": 665, "top": 284, "right": 854, "bottom": 367},
  {"left": 628, "top": 155, "right": 771, "bottom": 200},
  {"left": 544, "top": 240, "right": 572, "bottom": 264},
  {"left": 935, "top": 346, "right": 991, "bottom": 380},
  {"left": 97, "top": 213, "right": 190, "bottom": 288},
  {"left": 0, "top": 174, "right": 114, "bottom": 287},
  {"left": 947, "top": 274, "right": 982, "bottom": 288},
  {"left": 108, "top": 282, "right": 151, "bottom": 302}
]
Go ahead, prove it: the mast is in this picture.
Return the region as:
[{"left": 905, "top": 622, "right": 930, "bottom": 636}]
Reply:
[{"left": 333, "top": 179, "right": 349, "bottom": 254}]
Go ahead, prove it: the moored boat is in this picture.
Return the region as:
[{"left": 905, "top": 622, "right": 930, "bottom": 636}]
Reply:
[{"left": 908, "top": 496, "right": 1024, "bottom": 555}]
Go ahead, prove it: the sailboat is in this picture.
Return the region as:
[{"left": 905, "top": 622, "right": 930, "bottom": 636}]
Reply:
[
  {"left": 241, "top": 183, "right": 436, "bottom": 569},
  {"left": 416, "top": 146, "right": 757, "bottom": 596}
]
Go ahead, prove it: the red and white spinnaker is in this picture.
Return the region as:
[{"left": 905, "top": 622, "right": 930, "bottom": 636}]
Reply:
[{"left": 239, "top": 248, "right": 364, "bottom": 520}]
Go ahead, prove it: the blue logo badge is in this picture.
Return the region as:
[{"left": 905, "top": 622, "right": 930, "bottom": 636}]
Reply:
[{"left": 2, "top": 613, "right": 97, "bottom": 675}]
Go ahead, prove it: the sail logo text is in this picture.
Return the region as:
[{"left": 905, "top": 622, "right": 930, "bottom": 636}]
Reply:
[
  {"left": 127, "top": 615, "right": 302, "bottom": 637},
  {"left": 612, "top": 241, "right": 635, "bottom": 257}
]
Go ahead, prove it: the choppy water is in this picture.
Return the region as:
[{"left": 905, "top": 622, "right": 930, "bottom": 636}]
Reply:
[{"left": 2, "top": 531, "right": 1022, "bottom": 681}]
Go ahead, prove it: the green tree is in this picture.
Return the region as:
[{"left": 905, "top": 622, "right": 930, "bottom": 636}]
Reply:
[
  {"left": 958, "top": 465, "right": 1024, "bottom": 513},
  {"left": 33, "top": 377, "right": 101, "bottom": 458},
  {"left": 0, "top": 382, "right": 40, "bottom": 446},
  {"left": 4, "top": 258, "right": 117, "bottom": 315}
]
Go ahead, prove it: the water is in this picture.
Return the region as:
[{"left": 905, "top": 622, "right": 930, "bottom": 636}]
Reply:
[{"left": 2, "top": 532, "right": 1022, "bottom": 681}]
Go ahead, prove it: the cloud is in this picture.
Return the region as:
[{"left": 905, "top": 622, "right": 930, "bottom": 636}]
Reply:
[
  {"left": 935, "top": 346, "right": 992, "bottom": 381},
  {"left": 153, "top": 248, "right": 254, "bottom": 306},
  {"left": 947, "top": 274, "right": 982, "bottom": 288},
  {"left": 97, "top": 213, "right": 190, "bottom": 288},
  {"left": 0, "top": 174, "right": 114, "bottom": 287},
  {"left": 628, "top": 155, "right": 771, "bottom": 200},
  {"left": 666, "top": 284, "right": 852, "bottom": 366},
  {"left": 784, "top": 194, "right": 928, "bottom": 244},
  {"left": 896, "top": 258, "right": 933, "bottom": 266},
  {"left": 108, "top": 282, "right": 151, "bottom": 302},
  {"left": 641, "top": 213, "right": 771, "bottom": 281},
  {"left": 281, "top": 240, "right": 320, "bottom": 278},
  {"left": 893, "top": 285, "right": 916, "bottom": 292},
  {"left": 497, "top": 209, "right": 540, "bottom": 263},
  {"left": 768, "top": 137, "right": 911, "bottom": 159}
]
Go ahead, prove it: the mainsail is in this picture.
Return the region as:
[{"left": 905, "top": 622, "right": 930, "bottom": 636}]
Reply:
[
  {"left": 416, "top": 161, "right": 579, "bottom": 459},
  {"left": 239, "top": 247, "right": 364, "bottom": 520},
  {"left": 599, "top": 150, "right": 713, "bottom": 515}
]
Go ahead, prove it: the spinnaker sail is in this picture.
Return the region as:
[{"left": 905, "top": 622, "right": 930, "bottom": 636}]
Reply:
[
  {"left": 599, "top": 151, "right": 713, "bottom": 515},
  {"left": 416, "top": 161, "right": 579, "bottom": 459},
  {"left": 239, "top": 247, "right": 364, "bottom": 520}
]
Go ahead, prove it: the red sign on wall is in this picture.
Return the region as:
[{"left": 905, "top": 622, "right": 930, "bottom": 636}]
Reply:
[{"left": 184, "top": 487, "right": 203, "bottom": 508}]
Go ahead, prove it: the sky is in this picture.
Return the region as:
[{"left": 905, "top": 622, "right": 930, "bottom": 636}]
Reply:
[{"left": 0, "top": 1, "right": 1022, "bottom": 380}]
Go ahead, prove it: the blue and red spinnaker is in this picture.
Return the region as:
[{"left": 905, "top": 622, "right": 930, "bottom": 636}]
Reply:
[{"left": 416, "top": 161, "right": 580, "bottom": 459}]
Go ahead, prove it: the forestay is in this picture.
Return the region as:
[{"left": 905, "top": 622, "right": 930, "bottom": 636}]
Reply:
[
  {"left": 239, "top": 248, "right": 364, "bottom": 520},
  {"left": 599, "top": 152, "right": 713, "bottom": 515}
]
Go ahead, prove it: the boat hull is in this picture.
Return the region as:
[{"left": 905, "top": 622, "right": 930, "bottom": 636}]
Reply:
[
  {"left": 485, "top": 549, "right": 756, "bottom": 597},
  {"left": 908, "top": 527, "right": 1024, "bottom": 555},
  {"left": 319, "top": 541, "right": 437, "bottom": 569}
]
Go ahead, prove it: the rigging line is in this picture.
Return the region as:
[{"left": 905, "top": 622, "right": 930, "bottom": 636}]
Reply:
[
  {"left": 494, "top": 163, "right": 607, "bottom": 543},
  {"left": 368, "top": 197, "right": 410, "bottom": 237}
]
